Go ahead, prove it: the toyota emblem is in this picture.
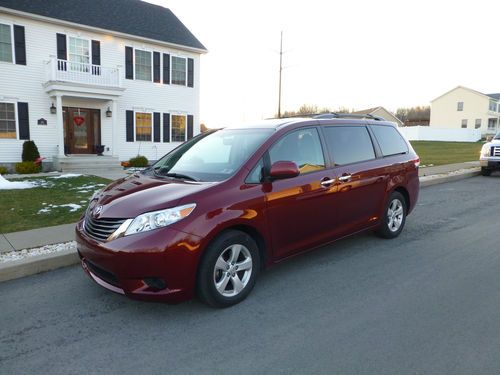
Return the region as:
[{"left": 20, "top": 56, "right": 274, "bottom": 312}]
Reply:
[{"left": 93, "top": 205, "right": 103, "bottom": 217}]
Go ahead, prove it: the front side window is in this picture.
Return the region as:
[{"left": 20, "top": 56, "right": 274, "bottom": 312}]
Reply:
[
  {"left": 457, "top": 102, "right": 463, "bottom": 111},
  {"left": 0, "top": 23, "right": 12, "bottom": 63},
  {"left": 152, "top": 128, "right": 273, "bottom": 182},
  {"left": 135, "top": 112, "right": 152, "bottom": 141},
  {"left": 135, "top": 50, "right": 152, "bottom": 81},
  {"left": 475, "top": 119, "right": 482, "bottom": 129},
  {"left": 171, "top": 56, "right": 186, "bottom": 85},
  {"left": 371, "top": 125, "right": 408, "bottom": 156},
  {"left": 269, "top": 128, "right": 325, "bottom": 174},
  {"left": 461, "top": 119, "right": 468, "bottom": 128},
  {"left": 323, "top": 126, "right": 375, "bottom": 165},
  {"left": 68, "top": 37, "right": 90, "bottom": 71},
  {"left": 0, "top": 102, "right": 16, "bottom": 139},
  {"left": 171, "top": 115, "right": 186, "bottom": 142}
]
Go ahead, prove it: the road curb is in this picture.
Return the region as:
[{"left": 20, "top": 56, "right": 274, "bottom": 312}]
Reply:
[
  {"left": 420, "top": 168, "right": 481, "bottom": 187},
  {"left": 0, "top": 169, "right": 482, "bottom": 283},
  {"left": 0, "top": 248, "right": 79, "bottom": 283}
]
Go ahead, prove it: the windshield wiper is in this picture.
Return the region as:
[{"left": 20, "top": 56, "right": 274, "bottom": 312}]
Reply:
[{"left": 161, "top": 172, "right": 198, "bottom": 182}]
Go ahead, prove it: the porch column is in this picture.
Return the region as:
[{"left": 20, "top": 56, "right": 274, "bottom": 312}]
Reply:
[
  {"left": 56, "top": 94, "right": 65, "bottom": 157},
  {"left": 111, "top": 99, "right": 117, "bottom": 156}
]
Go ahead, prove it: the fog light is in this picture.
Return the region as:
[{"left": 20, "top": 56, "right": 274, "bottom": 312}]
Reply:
[{"left": 143, "top": 277, "right": 167, "bottom": 291}]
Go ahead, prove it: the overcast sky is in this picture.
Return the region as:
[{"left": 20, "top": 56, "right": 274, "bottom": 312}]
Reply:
[{"left": 147, "top": 0, "right": 500, "bottom": 127}]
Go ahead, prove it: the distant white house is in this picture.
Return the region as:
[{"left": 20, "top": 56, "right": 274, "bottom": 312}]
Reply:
[
  {"left": 0, "top": 0, "right": 207, "bottom": 170},
  {"left": 352, "top": 107, "right": 403, "bottom": 127},
  {"left": 430, "top": 86, "right": 500, "bottom": 136}
]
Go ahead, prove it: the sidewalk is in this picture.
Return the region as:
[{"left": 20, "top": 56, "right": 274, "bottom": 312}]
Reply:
[{"left": 0, "top": 161, "right": 482, "bottom": 282}]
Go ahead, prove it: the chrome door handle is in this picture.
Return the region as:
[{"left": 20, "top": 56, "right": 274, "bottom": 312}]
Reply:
[
  {"left": 338, "top": 174, "right": 352, "bottom": 182},
  {"left": 320, "top": 178, "right": 335, "bottom": 187}
]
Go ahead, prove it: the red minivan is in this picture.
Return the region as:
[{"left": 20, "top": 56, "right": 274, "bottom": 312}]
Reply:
[{"left": 76, "top": 115, "right": 420, "bottom": 307}]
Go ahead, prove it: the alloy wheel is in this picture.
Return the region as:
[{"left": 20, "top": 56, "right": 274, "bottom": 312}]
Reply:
[
  {"left": 213, "top": 244, "right": 253, "bottom": 297},
  {"left": 387, "top": 198, "right": 404, "bottom": 232}
]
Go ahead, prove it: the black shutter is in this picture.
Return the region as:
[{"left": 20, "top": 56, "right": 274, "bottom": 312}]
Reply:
[
  {"left": 187, "top": 58, "right": 194, "bottom": 88},
  {"left": 153, "top": 52, "right": 160, "bottom": 83},
  {"left": 187, "top": 115, "right": 194, "bottom": 140},
  {"left": 153, "top": 112, "right": 160, "bottom": 142},
  {"left": 125, "top": 46, "right": 133, "bottom": 79},
  {"left": 91, "top": 40, "right": 100, "bottom": 65},
  {"left": 163, "top": 113, "right": 170, "bottom": 142},
  {"left": 17, "top": 102, "right": 30, "bottom": 140},
  {"left": 126, "top": 110, "right": 134, "bottom": 142},
  {"left": 162, "top": 53, "right": 170, "bottom": 84},
  {"left": 13, "top": 25, "right": 26, "bottom": 65},
  {"left": 56, "top": 33, "right": 67, "bottom": 60}
]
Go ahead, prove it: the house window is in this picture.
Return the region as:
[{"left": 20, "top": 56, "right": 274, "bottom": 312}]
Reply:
[
  {"left": 475, "top": 119, "right": 481, "bottom": 129},
  {"left": 461, "top": 119, "right": 467, "bottom": 128},
  {"left": 135, "top": 50, "right": 152, "bottom": 81},
  {"left": 0, "top": 102, "right": 16, "bottom": 138},
  {"left": 68, "top": 37, "right": 90, "bottom": 71},
  {"left": 135, "top": 112, "right": 152, "bottom": 141},
  {"left": 489, "top": 101, "right": 497, "bottom": 112},
  {"left": 0, "top": 23, "right": 13, "bottom": 63},
  {"left": 488, "top": 118, "right": 497, "bottom": 130},
  {"left": 457, "top": 102, "right": 463, "bottom": 111},
  {"left": 171, "top": 56, "right": 186, "bottom": 85},
  {"left": 171, "top": 115, "right": 186, "bottom": 142}
]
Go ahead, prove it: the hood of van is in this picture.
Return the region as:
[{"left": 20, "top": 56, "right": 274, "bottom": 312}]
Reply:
[{"left": 90, "top": 172, "right": 215, "bottom": 219}]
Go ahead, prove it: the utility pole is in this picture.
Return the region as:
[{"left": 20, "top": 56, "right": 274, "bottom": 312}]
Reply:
[{"left": 277, "top": 31, "right": 283, "bottom": 118}]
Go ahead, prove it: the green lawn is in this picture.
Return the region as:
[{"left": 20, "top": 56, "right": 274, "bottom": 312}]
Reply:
[
  {"left": 410, "top": 141, "right": 482, "bottom": 166},
  {"left": 0, "top": 175, "right": 111, "bottom": 234}
]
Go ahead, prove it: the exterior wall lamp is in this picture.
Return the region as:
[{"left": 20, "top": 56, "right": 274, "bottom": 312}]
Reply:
[
  {"left": 50, "top": 103, "right": 57, "bottom": 114},
  {"left": 106, "top": 107, "right": 112, "bottom": 117}
]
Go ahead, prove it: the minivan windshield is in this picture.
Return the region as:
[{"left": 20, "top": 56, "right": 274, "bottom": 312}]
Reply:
[{"left": 152, "top": 128, "right": 273, "bottom": 182}]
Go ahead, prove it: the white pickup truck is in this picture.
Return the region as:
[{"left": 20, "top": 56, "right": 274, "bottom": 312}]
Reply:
[{"left": 480, "top": 132, "right": 500, "bottom": 176}]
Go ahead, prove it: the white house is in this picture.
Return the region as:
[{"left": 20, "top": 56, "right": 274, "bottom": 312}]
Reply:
[
  {"left": 0, "top": 0, "right": 206, "bottom": 171},
  {"left": 352, "top": 107, "right": 403, "bottom": 127},
  {"left": 430, "top": 86, "right": 500, "bottom": 137}
]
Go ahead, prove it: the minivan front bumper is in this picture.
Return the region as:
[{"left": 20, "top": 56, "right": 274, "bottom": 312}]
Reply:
[{"left": 75, "top": 220, "right": 203, "bottom": 303}]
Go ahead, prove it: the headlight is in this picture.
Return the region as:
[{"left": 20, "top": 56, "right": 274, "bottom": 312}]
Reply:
[
  {"left": 124, "top": 203, "right": 196, "bottom": 236},
  {"left": 481, "top": 144, "right": 491, "bottom": 157}
]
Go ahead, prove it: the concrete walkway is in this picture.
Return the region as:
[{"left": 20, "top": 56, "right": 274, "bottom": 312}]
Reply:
[
  {"left": 0, "top": 223, "right": 76, "bottom": 253},
  {"left": 419, "top": 161, "right": 479, "bottom": 177}
]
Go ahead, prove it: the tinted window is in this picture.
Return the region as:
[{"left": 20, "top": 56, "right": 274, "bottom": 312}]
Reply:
[
  {"left": 371, "top": 125, "right": 408, "bottom": 156},
  {"left": 323, "top": 126, "right": 375, "bottom": 165},
  {"left": 269, "top": 128, "right": 325, "bottom": 174},
  {"left": 246, "top": 158, "right": 264, "bottom": 183}
]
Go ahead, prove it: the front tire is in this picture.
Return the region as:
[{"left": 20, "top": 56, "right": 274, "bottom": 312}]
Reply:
[
  {"left": 481, "top": 167, "right": 492, "bottom": 176},
  {"left": 197, "top": 230, "right": 260, "bottom": 308},
  {"left": 376, "top": 191, "right": 407, "bottom": 239}
]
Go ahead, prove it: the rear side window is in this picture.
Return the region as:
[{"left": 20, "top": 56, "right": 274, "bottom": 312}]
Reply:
[
  {"left": 371, "top": 125, "right": 408, "bottom": 156},
  {"left": 323, "top": 126, "right": 375, "bottom": 165}
]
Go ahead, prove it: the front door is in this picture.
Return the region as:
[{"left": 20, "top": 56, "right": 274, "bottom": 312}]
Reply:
[{"left": 63, "top": 107, "right": 101, "bottom": 154}]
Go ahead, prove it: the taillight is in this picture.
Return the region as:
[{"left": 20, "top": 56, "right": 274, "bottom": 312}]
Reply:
[{"left": 413, "top": 158, "right": 420, "bottom": 168}]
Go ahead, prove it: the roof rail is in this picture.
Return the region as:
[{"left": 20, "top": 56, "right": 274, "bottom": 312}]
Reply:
[{"left": 312, "top": 113, "right": 385, "bottom": 121}]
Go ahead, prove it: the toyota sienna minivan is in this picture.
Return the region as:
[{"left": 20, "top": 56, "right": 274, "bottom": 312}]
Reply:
[{"left": 76, "top": 115, "right": 420, "bottom": 307}]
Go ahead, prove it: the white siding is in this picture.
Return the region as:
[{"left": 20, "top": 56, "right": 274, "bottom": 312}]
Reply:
[{"left": 0, "top": 11, "right": 201, "bottom": 163}]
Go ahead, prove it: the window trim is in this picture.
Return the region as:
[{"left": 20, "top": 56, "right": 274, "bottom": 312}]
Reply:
[
  {"left": 0, "top": 101, "right": 19, "bottom": 140},
  {"left": 171, "top": 55, "right": 187, "bottom": 86},
  {"left": 0, "top": 21, "right": 15, "bottom": 64},
  {"left": 171, "top": 113, "right": 187, "bottom": 142},
  {"left": 134, "top": 110, "right": 153, "bottom": 142},
  {"left": 134, "top": 48, "right": 153, "bottom": 82},
  {"left": 457, "top": 101, "right": 464, "bottom": 111}
]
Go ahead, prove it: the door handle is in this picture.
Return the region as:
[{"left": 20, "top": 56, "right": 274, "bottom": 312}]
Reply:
[
  {"left": 320, "top": 178, "right": 335, "bottom": 187},
  {"left": 338, "top": 174, "right": 352, "bottom": 183}
]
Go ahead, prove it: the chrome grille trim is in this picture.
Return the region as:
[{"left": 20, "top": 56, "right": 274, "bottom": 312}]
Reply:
[
  {"left": 492, "top": 146, "right": 500, "bottom": 157},
  {"left": 84, "top": 216, "right": 127, "bottom": 242}
]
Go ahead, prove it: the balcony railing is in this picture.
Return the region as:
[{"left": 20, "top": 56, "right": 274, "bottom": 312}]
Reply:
[{"left": 45, "top": 57, "right": 122, "bottom": 88}]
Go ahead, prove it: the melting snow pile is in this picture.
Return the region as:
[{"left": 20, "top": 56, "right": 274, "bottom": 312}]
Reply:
[
  {"left": 38, "top": 203, "right": 82, "bottom": 214},
  {"left": 0, "top": 175, "right": 35, "bottom": 190},
  {"left": 50, "top": 173, "right": 82, "bottom": 179}
]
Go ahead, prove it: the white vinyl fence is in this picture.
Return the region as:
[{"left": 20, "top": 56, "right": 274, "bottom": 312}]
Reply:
[{"left": 399, "top": 126, "right": 481, "bottom": 142}]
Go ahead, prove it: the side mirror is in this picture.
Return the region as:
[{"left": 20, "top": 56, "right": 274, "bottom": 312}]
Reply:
[{"left": 269, "top": 161, "right": 300, "bottom": 180}]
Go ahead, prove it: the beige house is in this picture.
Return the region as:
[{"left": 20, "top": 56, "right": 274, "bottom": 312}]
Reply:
[
  {"left": 430, "top": 86, "right": 500, "bottom": 136},
  {"left": 352, "top": 107, "right": 403, "bottom": 126}
]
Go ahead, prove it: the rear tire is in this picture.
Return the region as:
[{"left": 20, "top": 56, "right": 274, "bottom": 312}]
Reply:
[
  {"left": 376, "top": 191, "right": 407, "bottom": 239},
  {"left": 197, "top": 230, "right": 260, "bottom": 308},
  {"left": 481, "top": 167, "right": 492, "bottom": 176}
]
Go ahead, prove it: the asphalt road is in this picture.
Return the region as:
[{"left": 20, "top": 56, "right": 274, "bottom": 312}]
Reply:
[{"left": 2, "top": 175, "right": 500, "bottom": 374}]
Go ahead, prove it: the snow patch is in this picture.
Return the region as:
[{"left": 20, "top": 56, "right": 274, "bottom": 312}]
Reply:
[
  {"left": 37, "top": 203, "right": 82, "bottom": 214},
  {"left": 50, "top": 173, "right": 83, "bottom": 179},
  {"left": 0, "top": 175, "right": 35, "bottom": 190},
  {"left": 0, "top": 241, "right": 76, "bottom": 264}
]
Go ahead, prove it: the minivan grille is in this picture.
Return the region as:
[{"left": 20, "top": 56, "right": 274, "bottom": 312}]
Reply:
[
  {"left": 492, "top": 146, "right": 500, "bottom": 157},
  {"left": 84, "top": 216, "right": 126, "bottom": 242}
]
